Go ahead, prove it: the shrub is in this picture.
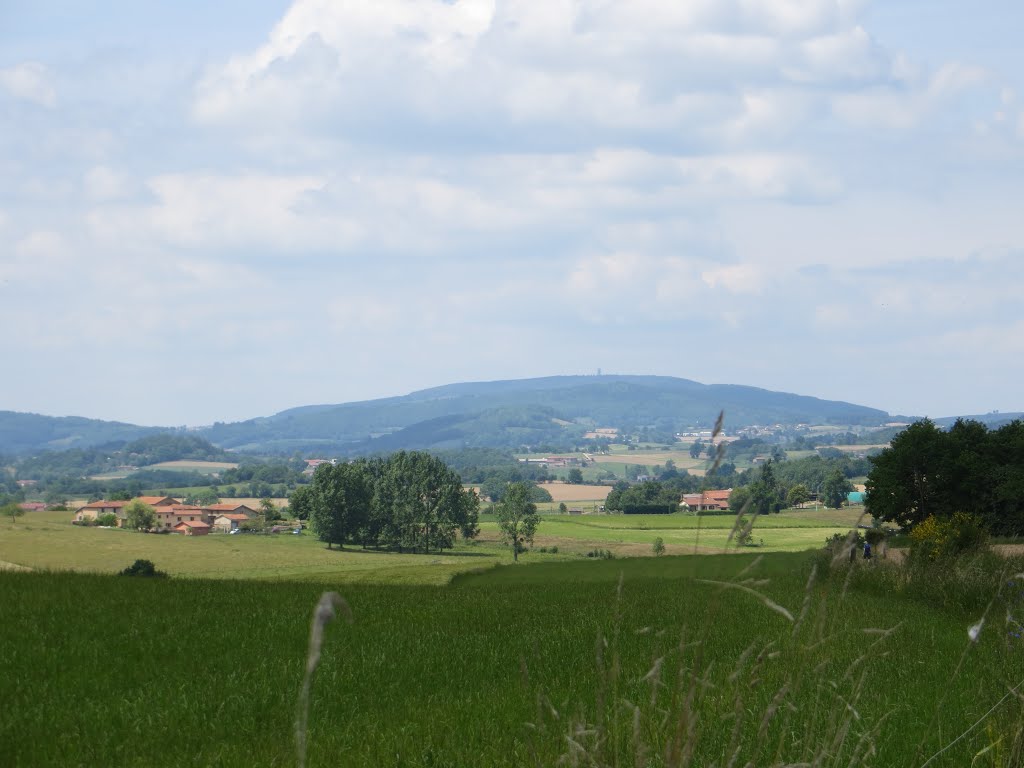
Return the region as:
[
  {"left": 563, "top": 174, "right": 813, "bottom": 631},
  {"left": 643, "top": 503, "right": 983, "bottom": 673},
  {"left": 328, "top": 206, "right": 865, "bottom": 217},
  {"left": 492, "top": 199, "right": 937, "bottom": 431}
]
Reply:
[
  {"left": 96, "top": 513, "right": 118, "bottom": 527},
  {"left": 910, "top": 512, "right": 989, "bottom": 563},
  {"left": 652, "top": 537, "right": 666, "bottom": 556},
  {"left": 622, "top": 504, "right": 676, "bottom": 515},
  {"left": 119, "top": 559, "right": 168, "bottom": 578}
]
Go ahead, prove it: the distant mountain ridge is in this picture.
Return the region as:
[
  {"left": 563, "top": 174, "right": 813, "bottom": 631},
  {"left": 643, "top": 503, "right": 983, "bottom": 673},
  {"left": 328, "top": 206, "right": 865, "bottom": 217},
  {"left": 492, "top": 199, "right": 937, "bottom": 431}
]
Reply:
[{"left": 2, "top": 375, "right": 898, "bottom": 456}]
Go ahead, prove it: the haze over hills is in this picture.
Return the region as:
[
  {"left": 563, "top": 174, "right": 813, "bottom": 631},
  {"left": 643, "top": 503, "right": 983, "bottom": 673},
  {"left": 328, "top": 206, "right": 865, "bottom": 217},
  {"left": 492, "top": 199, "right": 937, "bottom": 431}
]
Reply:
[{"left": 1, "top": 375, "right": 896, "bottom": 456}]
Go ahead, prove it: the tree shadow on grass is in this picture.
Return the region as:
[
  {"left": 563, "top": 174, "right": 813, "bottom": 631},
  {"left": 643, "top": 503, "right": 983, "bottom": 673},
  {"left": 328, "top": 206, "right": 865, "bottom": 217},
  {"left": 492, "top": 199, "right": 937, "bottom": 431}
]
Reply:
[{"left": 319, "top": 546, "right": 495, "bottom": 558}]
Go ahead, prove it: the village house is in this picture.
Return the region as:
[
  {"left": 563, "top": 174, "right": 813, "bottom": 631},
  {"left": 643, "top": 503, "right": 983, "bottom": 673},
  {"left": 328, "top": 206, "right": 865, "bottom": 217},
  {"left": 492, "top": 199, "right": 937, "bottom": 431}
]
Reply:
[
  {"left": 173, "top": 520, "right": 211, "bottom": 536},
  {"left": 302, "top": 459, "right": 336, "bottom": 476},
  {"left": 74, "top": 496, "right": 262, "bottom": 532},
  {"left": 212, "top": 513, "right": 252, "bottom": 533},
  {"left": 73, "top": 500, "right": 129, "bottom": 524},
  {"left": 74, "top": 496, "right": 180, "bottom": 526},
  {"left": 680, "top": 489, "right": 733, "bottom": 512},
  {"left": 154, "top": 505, "right": 211, "bottom": 531}
]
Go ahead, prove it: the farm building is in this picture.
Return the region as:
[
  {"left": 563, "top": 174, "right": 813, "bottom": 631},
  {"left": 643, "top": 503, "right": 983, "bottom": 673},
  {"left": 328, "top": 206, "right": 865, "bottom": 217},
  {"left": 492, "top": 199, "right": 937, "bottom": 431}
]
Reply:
[
  {"left": 680, "top": 489, "right": 732, "bottom": 512},
  {"left": 73, "top": 500, "right": 130, "bottom": 524},
  {"left": 173, "top": 520, "right": 211, "bottom": 536},
  {"left": 212, "top": 513, "right": 251, "bottom": 533},
  {"left": 154, "top": 505, "right": 211, "bottom": 531}
]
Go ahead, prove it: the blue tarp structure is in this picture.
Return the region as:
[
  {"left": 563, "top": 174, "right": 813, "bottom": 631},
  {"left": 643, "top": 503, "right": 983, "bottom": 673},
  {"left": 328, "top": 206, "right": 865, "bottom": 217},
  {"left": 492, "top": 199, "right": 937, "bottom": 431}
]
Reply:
[{"left": 847, "top": 491, "right": 866, "bottom": 504}]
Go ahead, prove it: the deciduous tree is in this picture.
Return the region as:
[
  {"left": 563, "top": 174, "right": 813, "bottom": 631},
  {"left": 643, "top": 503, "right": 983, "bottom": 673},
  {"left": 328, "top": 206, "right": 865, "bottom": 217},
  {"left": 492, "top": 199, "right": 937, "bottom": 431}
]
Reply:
[
  {"left": 497, "top": 481, "right": 540, "bottom": 562},
  {"left": 124, "top": 499, "right": 156, "bottom": 531},
  {"left": 2, "top": 502, "right": 25, "bottom": 523}
]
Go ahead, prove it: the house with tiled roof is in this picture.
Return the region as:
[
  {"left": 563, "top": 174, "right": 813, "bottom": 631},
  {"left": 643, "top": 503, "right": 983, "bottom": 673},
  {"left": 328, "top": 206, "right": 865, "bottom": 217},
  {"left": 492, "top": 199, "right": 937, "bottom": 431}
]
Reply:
[
  {"left": 154, "top": 505, "right": 212, "bottom": 531},
  {"left": 73, "top": 500, "right": 130, "bottom": 524},
  {"left": 135, "top": 496, "right": 179, "bottom": 507},
  {"left": 680, "top": 489, "right": 733, "bottom": 512},
  {"left": 173, "top": 520, "right": 211, "bottom": 536}
]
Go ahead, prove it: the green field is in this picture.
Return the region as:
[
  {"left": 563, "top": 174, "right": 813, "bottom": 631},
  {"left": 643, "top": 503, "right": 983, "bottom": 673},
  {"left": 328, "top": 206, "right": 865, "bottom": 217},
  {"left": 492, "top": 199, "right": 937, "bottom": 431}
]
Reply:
[
  {"left": 1, "top": 508, "right": 869, "bottom": 581},
  {"left": 2, "top": 550, "right": 1022, "bottom": 767}
]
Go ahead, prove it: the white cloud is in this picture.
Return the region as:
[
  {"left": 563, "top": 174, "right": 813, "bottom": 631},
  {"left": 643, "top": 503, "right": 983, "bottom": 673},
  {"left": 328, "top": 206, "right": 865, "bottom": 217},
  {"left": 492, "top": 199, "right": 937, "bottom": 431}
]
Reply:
[
  {"left": 0, "top": 62, "right": 56, "bottom": 107},
  {"left": 190, "top": 0, "right": 916, "bottom": 152}
]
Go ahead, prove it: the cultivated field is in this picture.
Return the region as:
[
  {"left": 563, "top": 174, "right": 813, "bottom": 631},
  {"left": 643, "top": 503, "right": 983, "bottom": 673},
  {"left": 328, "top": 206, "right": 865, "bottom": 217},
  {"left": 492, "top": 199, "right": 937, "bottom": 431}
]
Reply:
[
  {"left": 2, "top": 549, "right": 1021, "bottom": 766},
  {"left": 146, "top": 459, "right": 239, "bottom": 472},
  {"left": 536, "top": 481, "right": 611, "bottom": 502}
]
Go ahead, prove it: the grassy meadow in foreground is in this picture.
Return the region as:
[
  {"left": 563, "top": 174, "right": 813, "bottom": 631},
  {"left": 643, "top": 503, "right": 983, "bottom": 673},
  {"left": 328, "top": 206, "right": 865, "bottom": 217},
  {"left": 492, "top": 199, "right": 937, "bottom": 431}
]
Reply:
[{"left": 2, "top": 551, "right": 1022, "bottom": 767}]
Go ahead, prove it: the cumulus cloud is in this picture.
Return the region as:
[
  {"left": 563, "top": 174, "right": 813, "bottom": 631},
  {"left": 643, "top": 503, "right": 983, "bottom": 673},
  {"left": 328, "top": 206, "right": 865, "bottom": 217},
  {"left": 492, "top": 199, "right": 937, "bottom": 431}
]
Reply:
[{"left": 191, "top": 0, "right": 910, "bottom": 153}]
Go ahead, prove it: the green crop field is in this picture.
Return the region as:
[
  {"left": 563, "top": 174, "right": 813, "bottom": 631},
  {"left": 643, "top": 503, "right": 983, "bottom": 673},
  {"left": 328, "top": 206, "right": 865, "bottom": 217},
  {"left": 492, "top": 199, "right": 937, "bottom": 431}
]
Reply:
[{"left": 2, "top": 550, "right": 1022, "bottom": 767}]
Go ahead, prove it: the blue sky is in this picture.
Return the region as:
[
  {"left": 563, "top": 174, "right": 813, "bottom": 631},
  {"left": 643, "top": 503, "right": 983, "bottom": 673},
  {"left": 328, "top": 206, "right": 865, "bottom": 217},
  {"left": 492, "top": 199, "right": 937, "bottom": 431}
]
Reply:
[{"left": 2, "top": 0, "right": 1022, "bottom": 426}]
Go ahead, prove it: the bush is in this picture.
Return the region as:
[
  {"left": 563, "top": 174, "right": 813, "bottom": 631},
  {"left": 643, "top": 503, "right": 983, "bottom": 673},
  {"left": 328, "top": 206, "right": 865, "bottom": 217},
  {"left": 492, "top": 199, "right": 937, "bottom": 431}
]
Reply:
[
  {"left": 622, "top": 504, "right": 676, "bottom": 515},
  {"left": 652, "top": 537, "right": 666, "bottom": 556},
  {"left": 586, "top": 548, "right": 614, "bottom": 560},
  {"left": 909, "top": 512, "right": 989, "bottom": 563},
  {"left": 119, "top": 559, "right": 168, "bottom": 578},
  {"left": 96, "top": 513, "right": 118, "bottom": 527}
]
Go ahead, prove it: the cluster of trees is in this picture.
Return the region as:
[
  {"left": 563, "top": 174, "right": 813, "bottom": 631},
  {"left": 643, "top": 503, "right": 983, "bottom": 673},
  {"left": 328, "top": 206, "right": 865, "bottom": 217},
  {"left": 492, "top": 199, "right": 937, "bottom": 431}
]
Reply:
[
  {"left": 605, "top": 480, "right": 682, "bottom": 514},
  {"left": 729, "top": 460, "right": 853, "bottom": 515},
  {"left": 290, "top": 451, "right": 479, "bottom": 553},
  {"left": 866, "top": 419, "right": 1024, "bottom": 534}
]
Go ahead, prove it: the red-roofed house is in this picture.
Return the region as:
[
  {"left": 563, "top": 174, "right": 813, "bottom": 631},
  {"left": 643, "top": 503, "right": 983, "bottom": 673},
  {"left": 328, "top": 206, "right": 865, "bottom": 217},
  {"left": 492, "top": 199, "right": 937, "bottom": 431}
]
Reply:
[
  {"left": 135, "top": 496, "right": 179, "bottom": 507},
  {"left": 173, "top": 520, "right": 211, "bottom": 536},
  {"left": 154, "top": 505, "right": 212, "bottom": 531},
  {"left": 680, "top": 489, "right": 733, "bottom": 512},
  {"left": 74, "top": 500, "right": 130, "bottom": 524}
]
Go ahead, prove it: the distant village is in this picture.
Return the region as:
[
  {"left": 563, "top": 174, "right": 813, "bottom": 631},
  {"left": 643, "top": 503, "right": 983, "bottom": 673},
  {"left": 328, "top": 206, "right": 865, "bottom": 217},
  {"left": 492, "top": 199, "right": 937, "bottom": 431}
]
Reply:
[{"left": 72, "top": 496, "right": 261, "bottom": 535}]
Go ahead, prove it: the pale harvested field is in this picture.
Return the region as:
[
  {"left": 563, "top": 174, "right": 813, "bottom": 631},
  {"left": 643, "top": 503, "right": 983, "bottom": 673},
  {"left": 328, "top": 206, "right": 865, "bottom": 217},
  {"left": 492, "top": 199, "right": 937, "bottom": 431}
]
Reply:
[
  {"left": 537, "top": 482, "right": 612, "bottom": 502},
  {"left": 147, "top": 460, "right": 240, "bottom": 471},
  {"left": 225, "top": 497, "right": 289, "bottom": 508}
]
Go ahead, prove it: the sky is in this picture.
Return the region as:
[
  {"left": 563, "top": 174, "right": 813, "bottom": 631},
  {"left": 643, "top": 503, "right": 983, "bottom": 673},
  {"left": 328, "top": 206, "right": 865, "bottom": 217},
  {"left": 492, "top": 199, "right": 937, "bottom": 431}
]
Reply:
[{"left": 2, "top": 0, "right": 1023, "bottom": 427}]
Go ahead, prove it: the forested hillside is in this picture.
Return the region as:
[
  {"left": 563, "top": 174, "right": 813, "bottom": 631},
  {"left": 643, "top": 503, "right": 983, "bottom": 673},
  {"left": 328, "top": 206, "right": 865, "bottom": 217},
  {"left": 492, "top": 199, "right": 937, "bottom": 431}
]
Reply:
[
  {"left": 198, "top": 375, "right": 890, "bottom": 454},
  {"left": 2, "top": 375, "right": 893, "bottom": 457}
]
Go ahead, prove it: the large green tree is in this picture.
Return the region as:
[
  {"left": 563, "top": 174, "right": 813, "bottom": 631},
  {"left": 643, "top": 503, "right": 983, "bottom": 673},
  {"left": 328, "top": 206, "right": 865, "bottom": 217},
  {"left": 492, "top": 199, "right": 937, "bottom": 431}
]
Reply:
[
  {"left": 747, "top": 460, "right": 784, "bottom": 516},
  {"left": 821, "top": 469, "right": 853, "bottom": 509},
  {"left": 786, "top": 484, "right": 810, "bottom": 509},
  {"left": 309, "top": 462, "right": 372, "bottom": 550},
  {"left": 288, "top": 485, "right": 316, "bottom": 521},
  {"left": 496, "top": 481, "right": 540, "bottom": 562},
  {"left": 867, "top": 418, "right": 1024, "bottom": 534},
  {"left": 377, "top": 452, "right": 478, "bottom": 553},
  {"left": 865, "top": 419, "right": 950, "bottom": 528},
  {"left": 123, "top": 499, "right": 156, "bottom": 531}
]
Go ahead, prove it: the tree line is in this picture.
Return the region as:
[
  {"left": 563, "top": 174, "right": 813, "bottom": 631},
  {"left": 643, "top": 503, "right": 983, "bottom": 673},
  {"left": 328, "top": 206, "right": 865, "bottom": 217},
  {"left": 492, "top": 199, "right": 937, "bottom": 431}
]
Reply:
[
  {"left": 289, "top": 451, "right": 479, "bottom": 553},
  {"left": 866, "top": 419, "right": 1024, "bottom": 534}
]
